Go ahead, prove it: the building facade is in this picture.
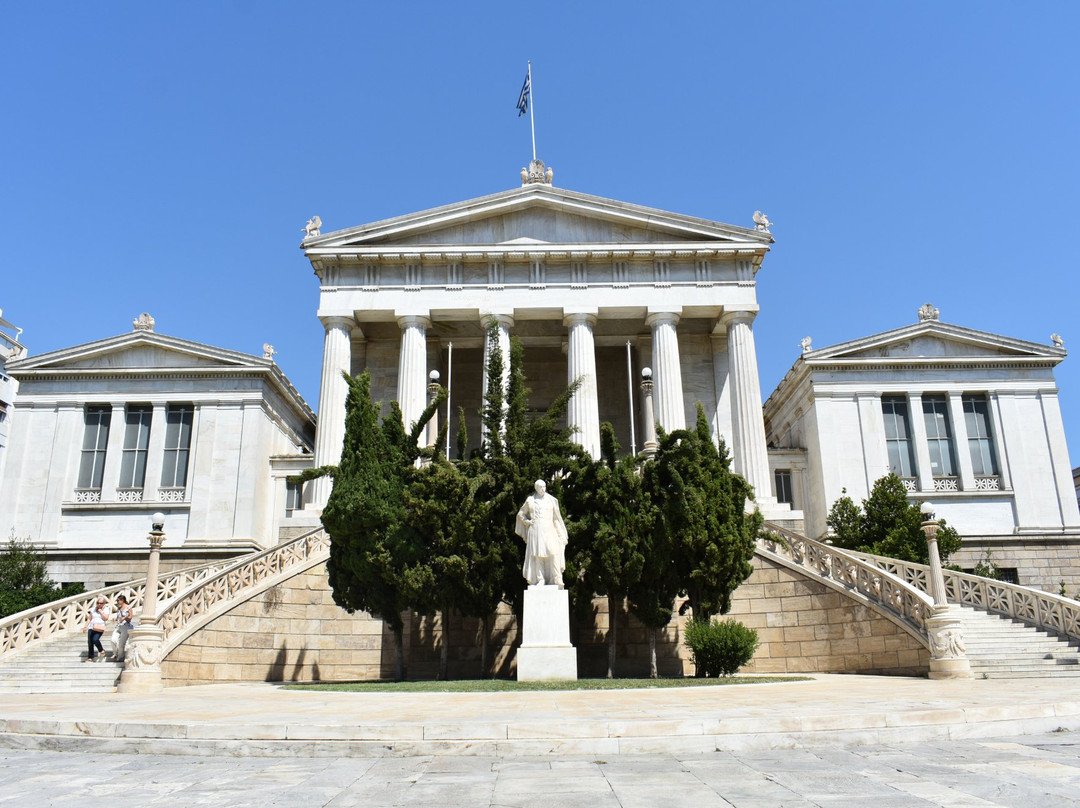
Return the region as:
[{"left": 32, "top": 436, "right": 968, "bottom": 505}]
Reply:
[
  {"left": 301, "top": 167, "right": 791, "bottom": 521},
  {"left": 0, "top": 309, "right": 27, "bottom": 481},
  {"left": 764, "top": 305, "right": 1080, "bottom": 587},
  {"left": 0, "top": 316, "right": 315, "bottom": 587}
]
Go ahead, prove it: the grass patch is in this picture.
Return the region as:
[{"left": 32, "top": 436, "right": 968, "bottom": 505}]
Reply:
[{"left": 282, "top": 676, "right": 810, "bottom": 693}]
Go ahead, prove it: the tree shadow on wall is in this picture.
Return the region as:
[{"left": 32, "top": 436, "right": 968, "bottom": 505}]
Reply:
[{"left": 266, "top": 643, "right": 320, "bottom": 683}]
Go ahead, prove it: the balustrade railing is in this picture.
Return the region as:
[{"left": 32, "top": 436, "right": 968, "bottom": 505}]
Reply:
[
  {"left": 760, "top": 522, "right": 934, "bottom": 640},
  {"left": 850, "top": 550, "right": 1080, "bottom": 643},
  {"left": 155, "top": 529, "right": 330, "bottom": 649},
  {"left": 0, "top": 556, "right": 244, "bottom": 657}
]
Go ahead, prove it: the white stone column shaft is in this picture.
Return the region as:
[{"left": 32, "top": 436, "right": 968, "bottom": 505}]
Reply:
[
  {"left": 646, "top": 312, "right": 685, "bottom": 432},
  {"left": 480, "top": 314, "right": 514, "bottom": 441},
  {"left": 723, "top": 311, "right": 773, "bottom": 502},
  {"left": 311, "top": 316, "right": 354, "bottom": 507},
  {"left": 564, "top": 312, "right": 601, "bottom": 458},
  {"left": 710, "top": 334, "right": 733, "bottom": 449},
  {"left": 396, "top": 315, "right": 431, "bottom": 435}
]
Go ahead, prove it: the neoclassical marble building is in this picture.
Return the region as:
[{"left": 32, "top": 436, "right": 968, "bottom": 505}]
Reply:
[
  {"left": 765, "top": 305, "right": 1080, "bottom": 588},
  {"left": 301, "top": 167, "right": 792, "bottom": 522},
  {"left": 0, "top": 318, "right": 315, "bottom": 587},
  {"left": 0, "top": 310, "right": 26, "bottom": 481}
]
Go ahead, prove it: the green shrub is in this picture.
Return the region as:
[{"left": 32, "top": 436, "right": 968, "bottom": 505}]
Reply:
[
  {"left": 0, "top": 535, "right": 84, "bottom": 619},
  {"left": 684, "top": 618, "right": 759, "bottom": 677}
]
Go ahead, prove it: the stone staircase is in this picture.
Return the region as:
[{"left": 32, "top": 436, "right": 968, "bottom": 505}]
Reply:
[
  {"left": 0, "top": 631, "right": 124, "bottom": 693},
  {"left": 956, "top": 605, "right": 1080, "bottom": 679}
]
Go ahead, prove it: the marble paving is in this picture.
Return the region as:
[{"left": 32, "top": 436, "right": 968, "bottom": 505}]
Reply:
[{"left": 0, "top": 732, "right": 1079, "bottom": 806}]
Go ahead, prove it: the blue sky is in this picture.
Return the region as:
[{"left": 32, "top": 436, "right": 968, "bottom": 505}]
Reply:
[{"left": 3, "top": 3, "right": 1079, "bottom": 466}]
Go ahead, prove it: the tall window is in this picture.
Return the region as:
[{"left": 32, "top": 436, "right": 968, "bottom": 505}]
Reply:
[
  {"left": 963, "top": 394, "right": 998, "bottom": 476},
  {"left": 285, "top": 480, "right": 304, "bottom": 517},
  {"left": 922, "top": 395, "right": 956, "bottom": 477},
  {"left": 77, "top": 405, "right": 111, "bottom": 489},
  {"left": 881, "top": 395, "right": 916, "bottom": 478},
  {"left": 161, "top": 405, "right": 194, "bottom": 488},
  {"left": 119, "top": 405, "right": 152, "bottom": 489},
  {"left": 774, "top": 470, "right": 794, "bottom": 505}
]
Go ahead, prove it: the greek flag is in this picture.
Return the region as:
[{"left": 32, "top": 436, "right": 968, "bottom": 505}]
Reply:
[{"left": 516, "top": 71, "right": 530, "bottom": 116}]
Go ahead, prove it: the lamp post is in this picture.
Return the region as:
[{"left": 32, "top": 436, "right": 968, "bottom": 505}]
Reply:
[
  {"left": 920, "top": 502, "right": 972, "bottom": 679},
  {"left": 640, "top": 367, "right": 657, "bottom": 460},
  {"left": 920, "top": 501, "right": 949, "bottom": 610},
  {"left": 117, "top": 512, "right": 167, "bottom": 693}
]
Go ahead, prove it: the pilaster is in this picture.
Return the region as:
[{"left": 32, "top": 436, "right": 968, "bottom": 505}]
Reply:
[
  {"left": 142, "top": 403, "right": 168, "bottom": 499},
  {"left": 908, "top": 393, "right": 935, "bottom": 493},
  {"left": 98, "top": 402, "right": 127, "bottom": 501},
  {"left": 947, "top": 392, "right": 975, "bottom": 490}
]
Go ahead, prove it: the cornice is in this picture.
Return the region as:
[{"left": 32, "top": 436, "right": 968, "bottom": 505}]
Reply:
[
  {"left": 306, "top": 243, "right": 768, "bottom": 270},
  {"left": 301, "top": 184, "right": 774, "bottom": 249}
]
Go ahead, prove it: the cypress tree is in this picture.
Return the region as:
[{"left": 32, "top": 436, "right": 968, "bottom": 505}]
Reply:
[{"left": 649, "top": 404, "right": 761, "bottom": 627}]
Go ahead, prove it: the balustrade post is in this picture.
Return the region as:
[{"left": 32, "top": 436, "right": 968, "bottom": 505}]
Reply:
[
  {"left": 117, "top": 512, "right": 167, "bottom": 694},
  {"left": 921, "top": 502, "right": 973, "bottom": 679}
]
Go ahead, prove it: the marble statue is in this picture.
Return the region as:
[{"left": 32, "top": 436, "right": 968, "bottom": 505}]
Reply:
[
  {"left": 1052, "top": 333, "right": 1064, "bottom": 348},
  {"left": 262, "top": 343, "right": 276, "bottom": 360},
  {"left": 515, "top": 480, "right": 568, "bottom": 587},
  {"left": 918, "top": 303, "right": 940, "bottom": 322},
  {"left": 800, "top": 336, "right": 813, "bottom": 353},
  {"left": 752, "top": 210, "right": 773, "bottom": 232},
  {"left": 303, "top": 216, "right": 322, "bottom": 238},
  {"left": 132, "top": 313, "right": 155, "bottom": 332}
]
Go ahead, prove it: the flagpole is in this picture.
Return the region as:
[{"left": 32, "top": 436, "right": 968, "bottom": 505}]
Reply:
[{"left": 528, "top": 61, "right": 536, "bottom": 161}]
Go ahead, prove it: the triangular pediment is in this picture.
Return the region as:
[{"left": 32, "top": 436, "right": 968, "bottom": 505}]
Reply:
[
  {"left": 7, "top": 332, "right": 269, "bottom": 374},
  {"left": 303, "top": 184, "right": 772, "bottom": 251},
  {"left": 807, "top": 321, "right": 1065, "bottom": 363}
]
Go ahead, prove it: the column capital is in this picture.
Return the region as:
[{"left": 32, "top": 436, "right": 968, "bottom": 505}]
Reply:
[
  {"left": 563, "top": 311, "right": 598, "bottom": 327},
  {"left": 396, "top": 314, "right": 432, "bottom": 330},
  {"left": 645, "top": 311, "right": 680, "bottom": 328},
  {"left": 720, "top": 308, "right": 759, "bottom": 328},
  {"left": 320, "top": 315, "right": 356, "bottom": 332},
  {"left": 480, "top": 312, "right": 515, "bottom": 329}
]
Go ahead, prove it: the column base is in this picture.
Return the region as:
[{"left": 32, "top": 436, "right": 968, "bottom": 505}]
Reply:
[
  {"left": 116, "top": 667, "right": 164, "bottom": 694},
  {"left": 116, "top": 625, "right": 166, "bottom": 694},
  {"left": 926, "top": 609, "right": 973, "bottom": 680}
]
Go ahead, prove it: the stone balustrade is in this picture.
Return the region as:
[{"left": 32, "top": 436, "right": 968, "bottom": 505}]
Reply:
[
  {"left": 0, "top": 557, "right": 237, "bottom": 657},
  {"left": 851, "top": 550, "right": 1080, "bottom": 643},
  {"left": 760, "top": 522, "right": 934, "bottom": 642}
]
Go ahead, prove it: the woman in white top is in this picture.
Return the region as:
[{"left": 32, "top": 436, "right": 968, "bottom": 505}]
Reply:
[{"left": 85, "top": 596, "right": 109, "bottom": 662}]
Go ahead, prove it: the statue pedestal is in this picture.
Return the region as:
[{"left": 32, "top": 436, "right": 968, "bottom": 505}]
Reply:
[{"left": 517, "top": 585, "right": 578, "bottom": 681}]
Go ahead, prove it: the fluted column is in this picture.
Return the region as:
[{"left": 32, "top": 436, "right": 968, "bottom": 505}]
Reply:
[
  {"left": 564, "top": 312, "right": 601, "bottom": 458},
  {"left": 397, "top": 315, "right": 431, "bottom": 434},
  {"left": 645, "top": 312, "right": 685, "bottom": 431},
  {"left": 481, "top": 313, "right": 514, "bottom": 441},
  {"left": 312, "top": 316, "right": 354, "bottom": 507},
  {"left": 722, "top": 310, "right": 773, "bottom": 503}
]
